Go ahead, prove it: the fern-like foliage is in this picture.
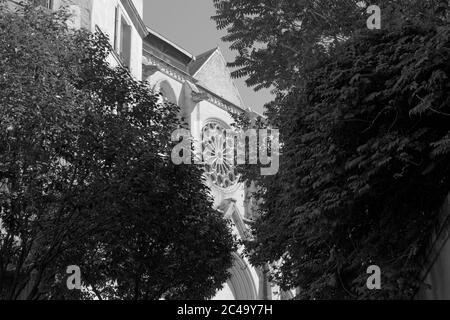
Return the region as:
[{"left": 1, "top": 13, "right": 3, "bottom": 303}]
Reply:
[{"left": 217, "top": 0, "right": 450, "bottom": 300}]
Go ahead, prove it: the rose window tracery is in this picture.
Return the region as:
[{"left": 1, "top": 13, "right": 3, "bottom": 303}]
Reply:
[{"left": 202, "top": 121, "right": 239, "bottom": 189}]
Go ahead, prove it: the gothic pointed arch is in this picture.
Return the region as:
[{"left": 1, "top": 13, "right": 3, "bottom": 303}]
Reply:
[
  {"left": 227, "top": 253, "right": 258, "bottom": 300},
  {"left": 158, "top": 80, "right": 178, "bottom": 104}
]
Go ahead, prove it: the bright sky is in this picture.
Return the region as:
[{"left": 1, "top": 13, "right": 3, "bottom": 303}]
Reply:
[{"left": 143, "top": 0, "right": 273, "bottom": 114}]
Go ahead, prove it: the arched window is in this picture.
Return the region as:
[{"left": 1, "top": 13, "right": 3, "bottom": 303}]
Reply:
[
  {"left": 227, "top": 253, "right": 258, "bottom": 300},
  {"left": 159, "top": 80, "right": 177, "bottom": 105},
  {"left": 202, "top": 120, "right": 239, "bottom": 190}
]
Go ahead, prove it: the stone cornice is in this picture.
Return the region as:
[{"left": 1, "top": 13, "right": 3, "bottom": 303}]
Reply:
[
  {"left": 143, "top": 50, "right": 246, "bottom": 115},
  {"left": 197, "top": 84, "right": 244, "bottom": 115},
  {"left": 143, "top": 54, "right": 190, "bottom": 83},
  {"left": 192, "top": 91, "right": 209, "bottom": 104}
]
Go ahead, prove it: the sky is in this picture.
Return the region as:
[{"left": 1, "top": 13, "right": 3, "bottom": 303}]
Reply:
[{"left": 143, "top": 0, "right": 273, "bottom": 115}]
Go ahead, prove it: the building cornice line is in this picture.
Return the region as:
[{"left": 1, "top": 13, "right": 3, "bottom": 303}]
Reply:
[{"left": 143, "top": 50, "right": 246, "bottom": 115}]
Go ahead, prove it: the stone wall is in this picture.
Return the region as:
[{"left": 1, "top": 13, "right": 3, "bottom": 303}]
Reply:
[
  {"left": 194, "top": 50, "right": 245, "bottom": 108},
  {"left": 55, "top": 0, "right": 92, "bottom": 30}
]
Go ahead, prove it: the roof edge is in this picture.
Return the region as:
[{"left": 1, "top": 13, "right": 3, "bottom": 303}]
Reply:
[
  {"left": 191, "top": 47, "right": 219, "bottom": 77},
  {"left": 146, "top": 26, "right": 195, "bottom": 61},
  {"left": 120, "top": 0, "right": 148, "bottom": 39}
]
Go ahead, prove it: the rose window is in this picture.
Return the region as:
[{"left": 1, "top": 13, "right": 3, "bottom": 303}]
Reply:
[{"left": 202, "top": 121, "right": 239, "bottom": 189}]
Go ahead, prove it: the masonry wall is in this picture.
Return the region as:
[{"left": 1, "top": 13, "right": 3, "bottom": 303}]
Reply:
[
  {"left": 91, "top": 0, "right": 143, "bottom": 79},
  {"left": 194, "top": 51, "right": 245, "bottom": 108},
  {"left": 55, "top": 0, "right": 143, "bottom": 80}
]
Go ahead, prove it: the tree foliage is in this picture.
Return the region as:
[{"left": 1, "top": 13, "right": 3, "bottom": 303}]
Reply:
[
  {"left": 214, "top": 0, "right": 450, "bottom": 299},
  {"left": 213, "top": 0, "right": 448, "bottom": 91},
  {"left": 0, "top": 3, "right": 235, "bottom": 300}
]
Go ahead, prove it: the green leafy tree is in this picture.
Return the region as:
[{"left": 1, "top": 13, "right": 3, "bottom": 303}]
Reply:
[
  {"left": 214, "top": 0, "right": 450, "bottom": 299},
  {"left": 213, "top": 0, "right": 447, "bottom": 91},
  {"left": 0, "top": 2, "right": 235, "bottom": 300}
]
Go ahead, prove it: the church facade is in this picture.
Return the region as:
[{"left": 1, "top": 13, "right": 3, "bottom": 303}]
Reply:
[
  {"left": 11, "top": 0, "right": 450, "bottom": 301},
  {"left": 7, "top": 0, "right": 290, "bottom": 300},
  {"left": 142, "top": 27, "right": 278, "bottom": 300}
]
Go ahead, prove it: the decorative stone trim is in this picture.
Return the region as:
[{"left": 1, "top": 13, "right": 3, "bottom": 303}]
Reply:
[
  {"left": 192, "top": 91, "right": 209, "bottom": 103},
  {"left": 142, "top": 53, "right": 245, "bottom": 115},
  {"left": 143, "top": 55, "right": 189, "bottom": 83}
]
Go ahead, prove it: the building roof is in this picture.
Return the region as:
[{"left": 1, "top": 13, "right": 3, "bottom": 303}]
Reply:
[
  {"left": 145, "top": 27, "right": 195, "bottom": 64},
  {"left": 188, "top": 47, "right": 218, "bottom": 76},
  {"left": 143, "top": 28, "right": 249, "bottom": 111}
]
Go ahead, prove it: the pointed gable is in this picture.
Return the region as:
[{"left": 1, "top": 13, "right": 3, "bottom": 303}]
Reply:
[
  {"left": 188, "top": 48, "right": 217, "bottom": 76},
  {"left": 189, "top": 48, "right": 245, "bottom": 108}
]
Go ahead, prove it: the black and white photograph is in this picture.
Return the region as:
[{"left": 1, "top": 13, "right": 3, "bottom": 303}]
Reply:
[{"left": 1, "top": 0, "right": 450, "bottom": 309}]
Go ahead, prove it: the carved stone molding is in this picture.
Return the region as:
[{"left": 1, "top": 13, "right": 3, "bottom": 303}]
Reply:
[
  {"left": 142, "top": 53, "right": 245, "bottom": 115},
  {"left": 142, "top": 64, "right": 160, "bottom": 79},
  {"left": 191, "top": 91, "right": 209, "bottom": 103}
]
